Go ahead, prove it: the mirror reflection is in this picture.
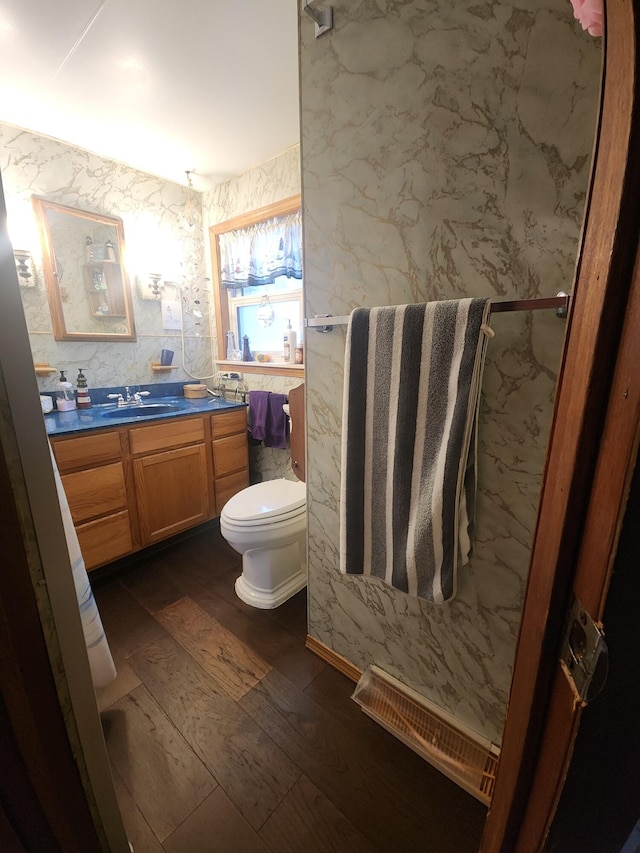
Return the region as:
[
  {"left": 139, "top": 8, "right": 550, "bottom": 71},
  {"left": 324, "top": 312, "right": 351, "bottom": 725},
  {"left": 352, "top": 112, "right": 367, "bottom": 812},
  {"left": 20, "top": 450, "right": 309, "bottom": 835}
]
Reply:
[{"left": 34, "top": 198, "right": 136, "bottom": 342}]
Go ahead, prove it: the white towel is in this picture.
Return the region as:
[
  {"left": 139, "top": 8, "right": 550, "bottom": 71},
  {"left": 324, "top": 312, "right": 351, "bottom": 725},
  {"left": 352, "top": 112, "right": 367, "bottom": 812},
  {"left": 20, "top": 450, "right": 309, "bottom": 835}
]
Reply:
[
  {"left": 49, "top": 442, "right": 116, "bottom": 687},
  {"left": 340, "top": 299, "right": 491, "bottom": 603}
]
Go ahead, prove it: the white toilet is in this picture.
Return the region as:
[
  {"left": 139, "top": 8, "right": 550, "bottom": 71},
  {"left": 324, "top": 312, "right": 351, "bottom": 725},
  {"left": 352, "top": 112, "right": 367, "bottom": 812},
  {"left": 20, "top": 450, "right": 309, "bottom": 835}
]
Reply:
[{"left": 220, "top": 384, "right": 306, "bottom": 609}]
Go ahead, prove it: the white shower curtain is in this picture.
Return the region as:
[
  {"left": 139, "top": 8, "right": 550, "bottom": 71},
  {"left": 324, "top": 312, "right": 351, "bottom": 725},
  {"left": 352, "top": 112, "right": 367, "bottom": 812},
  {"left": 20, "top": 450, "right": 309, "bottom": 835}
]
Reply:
[{"left": 48, "top": 441, "right": 116, "bottom": 688}]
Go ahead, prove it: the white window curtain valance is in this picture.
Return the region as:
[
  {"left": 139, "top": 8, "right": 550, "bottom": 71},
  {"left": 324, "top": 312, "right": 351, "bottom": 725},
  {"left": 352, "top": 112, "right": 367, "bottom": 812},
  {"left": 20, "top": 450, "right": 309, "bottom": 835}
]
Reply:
[{"left": 219, "top": 211, "right": 302, "bottom": 289}]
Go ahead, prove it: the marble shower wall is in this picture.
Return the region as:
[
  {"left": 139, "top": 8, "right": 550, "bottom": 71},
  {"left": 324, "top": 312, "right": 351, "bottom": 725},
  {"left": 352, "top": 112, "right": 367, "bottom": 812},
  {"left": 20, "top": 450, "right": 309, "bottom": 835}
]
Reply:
[
  {"left": 300, "top": 1, "right": 601, "bottom": 743},
  {"left": 203, "top": 147, "right": 303, "bottom": 483},
  {"left": 1, "top": 123, "right": 213, "bottom": 392}
]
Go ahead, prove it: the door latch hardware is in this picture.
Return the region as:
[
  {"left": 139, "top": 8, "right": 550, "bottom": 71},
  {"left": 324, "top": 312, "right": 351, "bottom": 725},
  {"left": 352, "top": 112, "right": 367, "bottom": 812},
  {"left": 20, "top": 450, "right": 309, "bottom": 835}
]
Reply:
[{"left": 560, "top": 595, "right": 608, "bottom": 702}]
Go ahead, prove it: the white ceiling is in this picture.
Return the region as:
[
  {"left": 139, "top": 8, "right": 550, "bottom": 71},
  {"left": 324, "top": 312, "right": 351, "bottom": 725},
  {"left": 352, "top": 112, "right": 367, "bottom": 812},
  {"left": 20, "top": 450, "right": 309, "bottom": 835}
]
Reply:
[{"left": 0, "top": 0, "right": 301, "bottom": 190}]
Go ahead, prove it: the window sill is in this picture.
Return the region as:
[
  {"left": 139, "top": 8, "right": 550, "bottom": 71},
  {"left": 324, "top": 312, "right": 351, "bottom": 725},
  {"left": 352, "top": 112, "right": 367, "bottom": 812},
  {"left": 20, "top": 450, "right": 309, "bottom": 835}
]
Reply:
[{"left": 215, "top": 360, "right": 305, "bottom": 377}]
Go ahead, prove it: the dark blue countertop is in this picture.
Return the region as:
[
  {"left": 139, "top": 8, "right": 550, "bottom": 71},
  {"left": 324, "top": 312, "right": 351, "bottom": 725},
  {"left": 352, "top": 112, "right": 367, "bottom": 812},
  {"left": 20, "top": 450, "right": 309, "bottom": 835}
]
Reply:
[{"left": 44, "top": 395, "right": 246, "bottom": 437}]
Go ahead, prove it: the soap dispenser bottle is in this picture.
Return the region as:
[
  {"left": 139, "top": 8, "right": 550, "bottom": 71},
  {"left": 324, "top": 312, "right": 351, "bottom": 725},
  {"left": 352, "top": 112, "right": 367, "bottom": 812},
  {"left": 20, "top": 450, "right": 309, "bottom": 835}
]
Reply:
[
  {"left": 76, "top": 368, "right": 92, "bottom": 409},
  {"left": 56, "top": 370, "right": 77, "bottom": 412},
  {"left": 283, "top": 319, "right": 297, "bottom": 363}
]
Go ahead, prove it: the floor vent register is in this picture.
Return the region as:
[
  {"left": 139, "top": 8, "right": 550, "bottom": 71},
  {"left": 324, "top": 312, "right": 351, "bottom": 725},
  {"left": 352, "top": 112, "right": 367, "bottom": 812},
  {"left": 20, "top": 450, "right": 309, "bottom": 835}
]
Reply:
[{"left": 352, "top": 666, "right": 500, "bottom": 804}]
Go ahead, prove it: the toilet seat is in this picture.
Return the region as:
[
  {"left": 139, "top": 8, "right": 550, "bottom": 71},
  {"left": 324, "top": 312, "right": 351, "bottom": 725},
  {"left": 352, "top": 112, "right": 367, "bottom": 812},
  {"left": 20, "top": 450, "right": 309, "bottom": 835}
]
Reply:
[{"left": 221, "top": 479, "right": 306, "bottom": 526}]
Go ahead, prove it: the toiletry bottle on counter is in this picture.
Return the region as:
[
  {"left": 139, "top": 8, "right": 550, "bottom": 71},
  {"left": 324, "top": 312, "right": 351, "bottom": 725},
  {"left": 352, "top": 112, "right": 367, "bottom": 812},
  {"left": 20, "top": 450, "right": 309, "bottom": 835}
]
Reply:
[
  {"left": 242, "top": 334, "right": 254, "bottom": 361},
  {"left": 76, "top": 368, "right": 92, "bottom": 409},
  {"left": 295, "top": 341, "right": 304, "bottom": 364},
  {"left": 226, "top": 330, "right": 236, "bottom": 360},
  {"left": 283, "top": 319, "right": 297, "bottom": 362},
  {"left": 56, "top": 370, "right": 77, "bottom": 412}
]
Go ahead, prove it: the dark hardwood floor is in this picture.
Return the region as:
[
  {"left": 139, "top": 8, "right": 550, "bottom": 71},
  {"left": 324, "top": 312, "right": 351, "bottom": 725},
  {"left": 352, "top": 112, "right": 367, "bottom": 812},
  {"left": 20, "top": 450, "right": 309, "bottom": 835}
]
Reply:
[{"left": 93, "top": 523, "right": 487, "bottom": 852}]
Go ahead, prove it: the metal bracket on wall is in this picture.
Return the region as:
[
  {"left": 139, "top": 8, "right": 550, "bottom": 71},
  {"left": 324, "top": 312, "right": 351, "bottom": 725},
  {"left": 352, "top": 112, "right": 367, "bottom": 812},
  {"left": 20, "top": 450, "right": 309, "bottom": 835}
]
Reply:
[{"left": 302, "top": 0, "right": 333, "bottom": 37}]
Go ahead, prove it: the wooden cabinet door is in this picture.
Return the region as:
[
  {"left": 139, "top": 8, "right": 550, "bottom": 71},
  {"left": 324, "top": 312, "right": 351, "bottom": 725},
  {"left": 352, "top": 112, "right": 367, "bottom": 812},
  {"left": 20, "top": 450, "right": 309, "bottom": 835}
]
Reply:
[{"left": 134, "top": 444, "right": 210, "bottom": 545}]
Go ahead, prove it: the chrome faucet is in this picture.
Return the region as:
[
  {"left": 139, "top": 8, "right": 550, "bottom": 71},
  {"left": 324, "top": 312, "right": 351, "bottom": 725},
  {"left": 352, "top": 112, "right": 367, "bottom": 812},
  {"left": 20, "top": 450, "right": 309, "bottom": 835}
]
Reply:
[{"left": 107, "top": 386, "right": 151, "bottom": 407}]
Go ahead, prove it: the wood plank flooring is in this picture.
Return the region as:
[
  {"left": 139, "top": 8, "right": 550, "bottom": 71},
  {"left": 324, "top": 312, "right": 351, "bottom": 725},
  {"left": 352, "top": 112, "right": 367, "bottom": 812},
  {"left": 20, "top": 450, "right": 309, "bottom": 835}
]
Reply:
[{"left": 93, "top": 523, "right": 486, "bottom": 852}]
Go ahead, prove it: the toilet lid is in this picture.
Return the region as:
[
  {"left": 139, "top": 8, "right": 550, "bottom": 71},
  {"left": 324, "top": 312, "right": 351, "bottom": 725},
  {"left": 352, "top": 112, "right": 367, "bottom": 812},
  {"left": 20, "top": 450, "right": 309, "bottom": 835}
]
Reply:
[{"left": 222, "top": 479, "right": 306, "bottom": 522}]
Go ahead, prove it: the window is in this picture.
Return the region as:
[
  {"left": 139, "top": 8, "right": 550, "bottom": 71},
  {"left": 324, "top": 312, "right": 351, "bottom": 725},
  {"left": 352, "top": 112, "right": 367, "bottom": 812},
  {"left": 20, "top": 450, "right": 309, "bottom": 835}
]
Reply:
[
  {"left": 211, "top": 195, "right": 304, "bottom": 374},
  {"left": 230, "top": 281, "right": 303, "bottom": 358}
]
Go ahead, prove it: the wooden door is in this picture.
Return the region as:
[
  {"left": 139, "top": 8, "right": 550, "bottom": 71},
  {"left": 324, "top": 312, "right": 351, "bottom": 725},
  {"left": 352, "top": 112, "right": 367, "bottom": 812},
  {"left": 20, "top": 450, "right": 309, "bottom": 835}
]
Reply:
[
  {"left": 0, "top": 175, "right": 127, "bottom": 849},
  {"left": 545, "top": 462, "right": 640, "bottom": 849},
  {"left": 482, "top": 0, "right": 640, "bottom": 848}
]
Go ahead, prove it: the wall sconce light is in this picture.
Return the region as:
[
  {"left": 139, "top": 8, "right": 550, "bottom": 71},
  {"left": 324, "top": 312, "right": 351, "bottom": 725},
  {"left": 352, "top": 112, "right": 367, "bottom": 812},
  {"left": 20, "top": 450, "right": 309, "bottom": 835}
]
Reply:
[
  {"left": 149, "top": 272, "right": 163, "bottom": 298},
  {"left": 136, "top": 272, "right": 169, "bottom": 300},
  {"left": 14, "top": 249, "right": 37, "bottom": 287}
]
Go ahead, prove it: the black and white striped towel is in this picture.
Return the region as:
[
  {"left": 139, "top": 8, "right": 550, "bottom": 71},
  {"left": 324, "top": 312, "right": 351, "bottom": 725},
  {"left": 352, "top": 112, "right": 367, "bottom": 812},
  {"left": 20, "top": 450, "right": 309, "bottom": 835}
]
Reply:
[{"left": 340, "top": 299, "right": 491, "bottom": 603}]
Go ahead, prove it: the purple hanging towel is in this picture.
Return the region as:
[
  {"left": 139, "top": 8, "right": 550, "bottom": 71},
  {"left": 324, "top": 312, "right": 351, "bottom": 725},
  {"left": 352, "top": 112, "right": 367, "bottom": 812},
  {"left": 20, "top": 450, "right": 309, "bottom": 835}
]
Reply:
[
  {"left": 265, "top": 393, "right": 289, "bottom": 449},
  {"left": 248, "top": 391, "right": 270, "bottom": 442}
]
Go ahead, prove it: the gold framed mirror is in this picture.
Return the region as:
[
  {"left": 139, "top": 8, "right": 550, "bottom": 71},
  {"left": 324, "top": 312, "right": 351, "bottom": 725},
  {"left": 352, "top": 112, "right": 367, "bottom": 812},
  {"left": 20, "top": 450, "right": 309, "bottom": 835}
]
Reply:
[{"left": 33, "top": 198, "right": 136, "bottom": 342}]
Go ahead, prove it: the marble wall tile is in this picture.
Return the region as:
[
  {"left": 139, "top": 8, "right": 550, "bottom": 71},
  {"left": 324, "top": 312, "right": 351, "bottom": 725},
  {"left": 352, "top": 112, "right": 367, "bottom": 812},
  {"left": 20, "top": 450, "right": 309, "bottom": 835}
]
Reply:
[
  {"left": 300, "top": 1, "right": 601, "bottom": 743},
  {"left": 203, "top": 146, "right": 301, "bottom": 225},
  {"left": 203, "top": 148, "right": 303, "bottom": 483},
  {"left": 0, "top": 123, "right": 214, "bottom": 393}
]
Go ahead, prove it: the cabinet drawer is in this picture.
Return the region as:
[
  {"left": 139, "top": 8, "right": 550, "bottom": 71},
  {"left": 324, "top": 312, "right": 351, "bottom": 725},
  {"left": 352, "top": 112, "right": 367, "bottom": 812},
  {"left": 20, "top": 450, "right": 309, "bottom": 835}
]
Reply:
[
  {"left": 77, "top": 511, "right": 133, "bottom": 571},
  {"left": 213, "top": 433, "right": 249, "bottom": 478},
  {"left": 211, "top": 408, "right": 247, "bottom": 439},
  {"left": 215, "top": 470, "right": 250, "bottom": 515},
  {"left": 61, "top": 462, "right": 127, "bottom": 525},
  {"left": 53, "top": 431, "right": 121, "bottom": 473},
  {"left": 130, "top": 417, "right": 205, "bottom": 455}
]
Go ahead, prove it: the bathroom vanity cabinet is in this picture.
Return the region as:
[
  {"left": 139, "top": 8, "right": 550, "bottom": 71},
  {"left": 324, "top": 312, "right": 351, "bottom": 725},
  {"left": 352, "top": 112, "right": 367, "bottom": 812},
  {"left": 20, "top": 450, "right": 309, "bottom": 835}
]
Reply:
[{"left": 51, "top": 408, "right": 249, "bottom": 570}]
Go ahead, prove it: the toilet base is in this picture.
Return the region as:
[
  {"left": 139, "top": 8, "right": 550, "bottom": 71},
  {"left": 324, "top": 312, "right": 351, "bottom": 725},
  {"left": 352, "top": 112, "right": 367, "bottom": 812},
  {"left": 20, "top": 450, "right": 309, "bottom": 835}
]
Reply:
[
  {"left": 233, "top": 536, "right": 307, "bottom": 609},
  {"left": 235, "top": 569, "right": 306, "bottom": 609}
]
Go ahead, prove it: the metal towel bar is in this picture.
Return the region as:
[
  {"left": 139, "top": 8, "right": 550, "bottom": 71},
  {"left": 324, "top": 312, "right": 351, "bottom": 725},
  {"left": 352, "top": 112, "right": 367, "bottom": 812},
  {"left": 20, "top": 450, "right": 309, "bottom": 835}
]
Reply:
[{"left": 305, "top": 292, "right": 570, "bottom": 332}]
